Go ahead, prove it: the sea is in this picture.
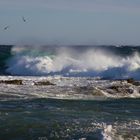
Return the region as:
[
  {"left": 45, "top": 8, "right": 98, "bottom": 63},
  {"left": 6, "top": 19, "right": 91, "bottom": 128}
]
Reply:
[{"left": 0, "top": 45, "right": 140, "bottom": 140}]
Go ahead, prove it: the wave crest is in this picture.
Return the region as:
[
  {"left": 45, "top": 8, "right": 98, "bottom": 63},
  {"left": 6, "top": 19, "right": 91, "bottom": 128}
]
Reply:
[{"left": 6, "top": 45, "right": 140, "bottom": 79}]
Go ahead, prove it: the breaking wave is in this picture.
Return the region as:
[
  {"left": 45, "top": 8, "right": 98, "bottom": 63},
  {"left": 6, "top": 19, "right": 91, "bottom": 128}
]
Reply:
[{"left": 3, "top": 45, "right": 140, "bottom": 79}]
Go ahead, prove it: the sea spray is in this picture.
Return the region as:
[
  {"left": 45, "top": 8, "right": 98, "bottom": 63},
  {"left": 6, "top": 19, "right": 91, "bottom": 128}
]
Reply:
[{"left": 4, "top": 45, "right": 140, "bottom": 79}]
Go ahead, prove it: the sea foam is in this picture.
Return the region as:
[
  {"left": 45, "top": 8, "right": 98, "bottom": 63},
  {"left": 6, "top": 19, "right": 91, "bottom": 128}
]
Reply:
[{"left": 6, "top": 45, "right": 140, "bottom": 79}]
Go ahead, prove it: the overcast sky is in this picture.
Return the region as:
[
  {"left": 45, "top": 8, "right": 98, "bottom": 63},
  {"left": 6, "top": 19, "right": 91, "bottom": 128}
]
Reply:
[{"left": 0, "top": 0, "right": 140, "bottom": 45}]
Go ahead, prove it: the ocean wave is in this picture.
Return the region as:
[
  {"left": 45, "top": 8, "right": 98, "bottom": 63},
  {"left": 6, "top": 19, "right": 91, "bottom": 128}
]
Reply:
[{"left": 4, "top": 45, "right": 140, "bottom": 79}]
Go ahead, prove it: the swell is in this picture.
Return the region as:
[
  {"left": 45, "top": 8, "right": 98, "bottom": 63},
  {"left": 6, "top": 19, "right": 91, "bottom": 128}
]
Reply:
[{"left": 0, "top": 45, "right": 13, "bottom": 75}]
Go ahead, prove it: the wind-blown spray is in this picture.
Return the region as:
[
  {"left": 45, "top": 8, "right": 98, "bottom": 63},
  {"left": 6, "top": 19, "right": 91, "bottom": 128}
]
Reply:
[{"left": 6, "top": 45, "right": 140, "bottom": 79}]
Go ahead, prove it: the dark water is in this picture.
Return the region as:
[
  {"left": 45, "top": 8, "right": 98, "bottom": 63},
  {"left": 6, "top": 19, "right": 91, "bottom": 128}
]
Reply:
[
  {"left": 0, "top": 98, "right": 140, "bottom": 140},
  {"left": 0, "top": 45, "right": 12, "bottom": 75}
]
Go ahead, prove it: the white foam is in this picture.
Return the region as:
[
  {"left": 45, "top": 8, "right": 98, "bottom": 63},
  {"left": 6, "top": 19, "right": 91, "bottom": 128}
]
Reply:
[
  {"left": 6, "top": 45, "right": 140, "bottom": 79},
  {"left": 101, "top": 124, "right": 114, "bottom": 140}
]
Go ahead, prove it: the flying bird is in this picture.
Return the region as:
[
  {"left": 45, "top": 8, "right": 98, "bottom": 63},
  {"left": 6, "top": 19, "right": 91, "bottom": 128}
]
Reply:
[
  {"left": 22, "top": 16, "right": 26, "bottom": 22},
  {"left": 3, "top": 26, "right": 10, "bottom": 30}
]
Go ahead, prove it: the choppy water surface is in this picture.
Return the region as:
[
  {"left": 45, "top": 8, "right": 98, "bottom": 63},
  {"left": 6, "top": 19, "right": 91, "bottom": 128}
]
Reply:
[
  {"left": 1, "top": 44, "right": 140, "bottom": 140},
  {"left": 0, "top": 98, "right": 140, "bottom": 140}
]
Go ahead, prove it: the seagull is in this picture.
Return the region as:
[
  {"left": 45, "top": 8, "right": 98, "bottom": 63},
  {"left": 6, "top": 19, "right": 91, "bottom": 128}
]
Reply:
[
  {"left": 22, "top": 16, "right": 26, "bottom": 22},
  {"left": 3, "top": 26, "right": 10, "bottom": 30}
]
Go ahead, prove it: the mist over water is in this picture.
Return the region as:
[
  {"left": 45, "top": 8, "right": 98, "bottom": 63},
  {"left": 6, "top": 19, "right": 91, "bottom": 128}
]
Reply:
[{"left": 6, "top": 45, "right": 140, "bottom": 79}]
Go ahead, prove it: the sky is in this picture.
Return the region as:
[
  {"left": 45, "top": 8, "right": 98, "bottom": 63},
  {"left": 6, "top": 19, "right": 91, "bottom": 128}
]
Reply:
[{"left": 0, "top": 0, "right": 140, "bottom": 45}]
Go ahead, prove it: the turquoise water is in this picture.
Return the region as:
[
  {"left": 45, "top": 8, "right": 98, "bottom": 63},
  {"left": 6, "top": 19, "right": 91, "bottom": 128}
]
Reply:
[{"left": 0, "top": 98, "right": 140, "bottom": 140}]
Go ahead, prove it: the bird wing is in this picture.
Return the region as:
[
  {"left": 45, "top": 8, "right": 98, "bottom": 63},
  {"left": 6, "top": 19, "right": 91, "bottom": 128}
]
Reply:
[
  {"left": 22, "top": 16, "right": 26, "bottom": 22},
  {"left": 4, "top": 26, "right": 9, "bottom": 30}
]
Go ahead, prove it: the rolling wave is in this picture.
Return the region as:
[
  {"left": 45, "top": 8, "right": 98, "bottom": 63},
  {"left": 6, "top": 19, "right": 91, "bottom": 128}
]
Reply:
[{"left": 0, "top": 45, "right": 140, "bottom": 79}]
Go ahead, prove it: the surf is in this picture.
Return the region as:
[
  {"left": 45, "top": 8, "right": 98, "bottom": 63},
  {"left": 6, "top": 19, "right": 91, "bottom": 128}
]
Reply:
[{"left": 1, "top": 45, "right": 140, "bottom": 79}]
